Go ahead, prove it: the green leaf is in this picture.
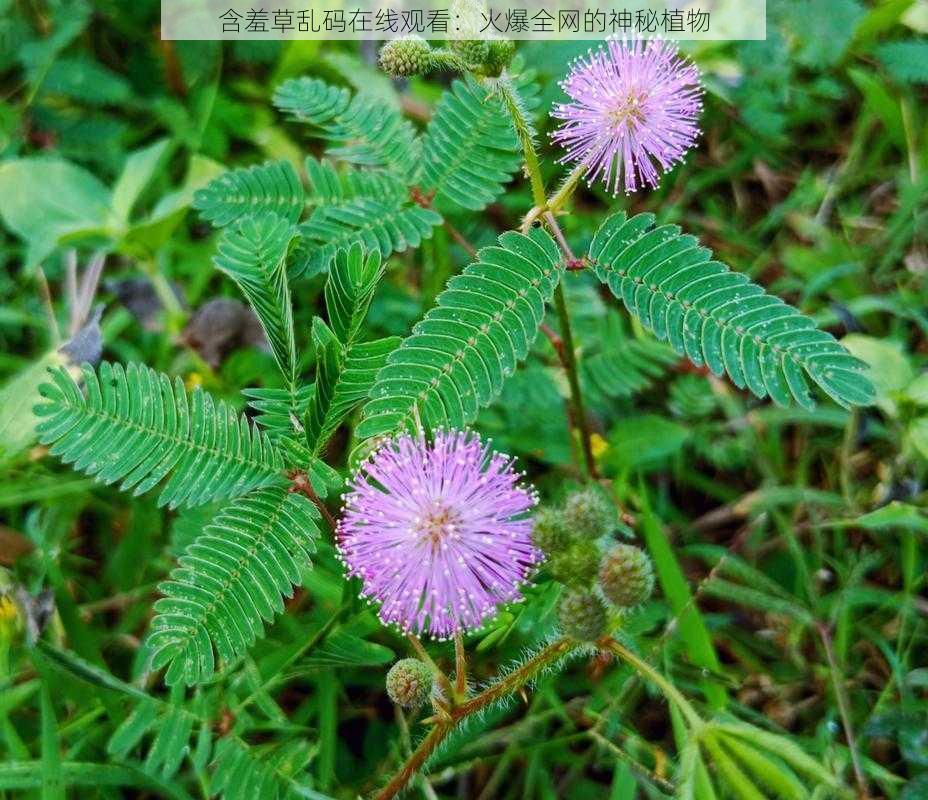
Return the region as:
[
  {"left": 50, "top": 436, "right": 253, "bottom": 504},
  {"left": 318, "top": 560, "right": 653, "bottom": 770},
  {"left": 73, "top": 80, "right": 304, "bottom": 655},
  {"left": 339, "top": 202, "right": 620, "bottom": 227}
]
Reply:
[
  {"left": 876, "top": 40, "right": 928, "bottom": 85},
  {"left": 712, "top": 723, "right": 841, "bottom": 788},
  {"left": 193, "top": 160, "right": 305, "bottom": 227},
  {"left": 111, "top": 139, "right": 173, "bottom": 225},
  {"left": 0, "top": 762, "right": 193, "bottom": 799},
  {"left": 357, "top": 226, "right": 564, "bottom": 438},
  {"left": 701, "top": 732, "right": 766, "bottom": 800},
  {"left": 589, "top": 213, "right": 875, "bottom": 410},
  {"left": 301, "top": 631, "right": 395, "bottom": 668},
  {"left": 294, "top": 198, "right": 441, "bottom": 278},
  {"left": 243, "top": 384, "right": 315, "bottom": 444},
  {"left": 717, "top": 733, "right": 808, "bottom": 800},
  {"left": 638, "top": 491, "right": 727, "bottom": 710},
  {"left": 214, "top": 213, "right": 299, "bottom": 387},
  {"left": 304, "top": 156, "right": 407, "bottom": 208},
  {"left": 845, "top": 501, "right": 928, "bottom": 534},
  {"left": 305, "top": 320, "right": 399, "bottom": 454},
  {"left": 581, "top": 312, "right": 678, "bottom": 403},
  {"left": 273, "top": 77, "right": 420, "bottom": 181},
  {"left": 420, "top": 77, "right": 522, "bottom": 212},
  {"left": 847, "top": 67, "right": 906, "bottom": 147},
  {"left": 35, "top": 362, "right": 283, "bottom": 509},
  {"left": 325, "top": 243, "right": 385, "bottom": 345},
  {"left": 0, "top": 158, "right": 113, "bottom": 266},
  {"left": 211, "top": 738, "right": 319, "bottom": 800},
  {"left": 605, "top": 414, "right": 689, "bottom": 472},
  {"left": 0, "top": 351, "right": 67, "bottom": 462},
  {"left": 40, "top": 687, "right": 64, "bottom": 800},
  {"left": 842, "top": 333, "right": 912, "bottom": 415},
  {"left": 145, "top": 486, "right": 320, "bottom": 685}
]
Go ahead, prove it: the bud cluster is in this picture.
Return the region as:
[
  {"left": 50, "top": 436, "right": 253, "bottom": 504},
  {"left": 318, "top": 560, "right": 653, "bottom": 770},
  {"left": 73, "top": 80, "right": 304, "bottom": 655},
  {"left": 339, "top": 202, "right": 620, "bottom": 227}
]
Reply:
[
  {"left": 385, "top": 658, "right": 434, "bottom": 708},
  {"left": 378, "top": 36, "right": 517, "bottom": 79},
  {"left": 531, "top": 488, "right": 655, "bottom": 642}
]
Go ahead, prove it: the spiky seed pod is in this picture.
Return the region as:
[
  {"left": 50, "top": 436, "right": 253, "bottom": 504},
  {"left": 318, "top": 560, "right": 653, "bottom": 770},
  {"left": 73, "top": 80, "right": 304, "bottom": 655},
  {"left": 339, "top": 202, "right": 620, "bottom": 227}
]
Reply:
[
  {"left": 451, "top": 39, "right": 490, "bottom": 67},
  {"left": 484, "top": 38, "right": 516, "bottom": 76},
  {"left": 598, "top": 544, "right": 655, "bottom": 608},
  {"left": 562, "top": 488, "right": 614, "bottom": 538},
  {"left": 558, "top": 590, "right": 608, "bottom": 641},
  {"left": 547, "top": 540, "right": 601, "bottom": 587},
  {"left": 379, "top": 36, "right": 433, "bottom": 78},
  {"left": 532, "top": 507, "right": 573, "bottom": 555},
  {"left": 385, "top": 658, "right": 434, "bottom": 707}
]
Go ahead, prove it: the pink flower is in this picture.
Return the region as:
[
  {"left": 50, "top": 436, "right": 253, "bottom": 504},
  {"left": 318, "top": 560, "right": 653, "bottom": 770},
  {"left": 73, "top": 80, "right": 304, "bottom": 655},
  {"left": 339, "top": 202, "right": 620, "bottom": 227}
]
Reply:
[
  {"left": 337, "top": 430, "right": 540, "bottom": 638},
  {"left": 551, "top": 38, "right": 703, "bottom": 195}
]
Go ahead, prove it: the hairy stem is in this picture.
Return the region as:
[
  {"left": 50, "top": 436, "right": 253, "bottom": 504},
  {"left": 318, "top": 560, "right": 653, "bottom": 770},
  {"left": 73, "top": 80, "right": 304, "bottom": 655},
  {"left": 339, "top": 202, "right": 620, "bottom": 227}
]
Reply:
[
  {"left": 453, "top": 632, "right": 467, "bottom": 699},
  {"left": 601, "top": 637, "right": 704, "bottom": 730},
  {"left": 375, "top": 638, "right": 578, "bottom": 800},
  {"left": 498, "top": 80, "right": 598, "bottom": 481}
]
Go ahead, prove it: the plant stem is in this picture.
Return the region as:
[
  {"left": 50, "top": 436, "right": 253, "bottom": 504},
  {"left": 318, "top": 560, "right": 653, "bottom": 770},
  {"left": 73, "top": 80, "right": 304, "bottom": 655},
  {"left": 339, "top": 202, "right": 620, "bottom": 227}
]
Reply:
[
  {"left": 548, "top": 164, "right": 586, "bottom": 215},
  {"left": 375, "top": 638, "right": 578, "bottom": 800},
  {"left": 601, "top": 638, "right": 703, "bottom": 731},
  {"left": 498, "top": 80, "right": 598, "bottom": 481},
  {"left": 453, "top": 632, "right": 467, "bottom": 699},
  {"left": 818, "top": 623, "right": 869, "bottom": 799},
  {"left": 552, "top": 283, "right": 598, "bottom": 480}
]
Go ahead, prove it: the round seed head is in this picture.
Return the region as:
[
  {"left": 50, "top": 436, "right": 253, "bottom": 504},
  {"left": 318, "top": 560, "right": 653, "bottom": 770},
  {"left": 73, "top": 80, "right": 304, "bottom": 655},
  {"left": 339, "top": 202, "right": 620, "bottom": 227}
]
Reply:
[
  {"left": 598, "top": 544, "right": 655, "bottom": 608},
  {"left": 379, "top": 36, "right": 433, "bottom": 77},
  {"left": 547, "top": 540, "right": 601, "bottom": 587},
  {"left": 485, "top": 38, "right": 516, "bottom": 75},
  {"left": 563, "top": 488, "right": 614, "bottom": 538},
  {"left": 451, "top": 38, "right": 490, "bottom": 66},
  {"left": 532, "top": 507, "right": 573, "bottom": 555},
  {"left": 557, "top": 590, "right": 608, "bottom": 641},
  {"left": 385, "top": 658, "right": 434, "bottom": 707}
]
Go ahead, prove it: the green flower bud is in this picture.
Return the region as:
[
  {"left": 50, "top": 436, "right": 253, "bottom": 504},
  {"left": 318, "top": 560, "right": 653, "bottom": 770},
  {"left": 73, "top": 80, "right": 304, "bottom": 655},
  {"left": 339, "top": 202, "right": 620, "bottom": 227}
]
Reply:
[
  {"left": 451, "top": 38, "right": 490, "bottom": 66},
  {"left": 598, "top": 544, "right": 655, "bottom": 609},
  {"left": 379, "top": 36, "right": 433, "bottom": 78},
  {"left": 385, "top": 658, "right": 433, "bottom": 707},
  {"left": 484, "top": 38, "right": 516, "bottom": 75},
  {"left": 557, "top": 590, "right": 608, "bottom": 641},
  {"left": 547, "top": 540, "right": 601, "bottom": 587},
  {"left": 532, "top": 508, "right": 572, "bottom": 555},
  {"left": 563, "top": 488, "right": 614, "bottom": 538}
]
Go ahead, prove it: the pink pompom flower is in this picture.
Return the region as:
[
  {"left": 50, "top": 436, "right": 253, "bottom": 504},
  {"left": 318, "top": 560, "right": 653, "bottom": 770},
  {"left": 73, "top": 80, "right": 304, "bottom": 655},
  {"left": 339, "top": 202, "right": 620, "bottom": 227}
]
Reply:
[
  {"left": 551, "top": 37, "right": 703, "bottom": 195},
  {"left": 336, "top": 430, "right": 541, "bottom": 639}
]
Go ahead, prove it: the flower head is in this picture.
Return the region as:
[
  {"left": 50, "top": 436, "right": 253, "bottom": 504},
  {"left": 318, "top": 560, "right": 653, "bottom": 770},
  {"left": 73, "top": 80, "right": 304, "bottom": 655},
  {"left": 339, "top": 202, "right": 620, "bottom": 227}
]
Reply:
[
  {"left": 551, "top": 38, "right": 703, "bottom": 195},
  {"left": 337, "top": 430, "right": 540, "bottom": 638}
]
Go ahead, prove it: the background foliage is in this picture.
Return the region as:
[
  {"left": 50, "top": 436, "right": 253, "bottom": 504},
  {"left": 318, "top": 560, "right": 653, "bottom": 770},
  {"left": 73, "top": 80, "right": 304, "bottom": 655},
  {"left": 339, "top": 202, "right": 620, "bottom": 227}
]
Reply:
[{"left": 0, "top": 0, "right": 926, "bottom": 797}]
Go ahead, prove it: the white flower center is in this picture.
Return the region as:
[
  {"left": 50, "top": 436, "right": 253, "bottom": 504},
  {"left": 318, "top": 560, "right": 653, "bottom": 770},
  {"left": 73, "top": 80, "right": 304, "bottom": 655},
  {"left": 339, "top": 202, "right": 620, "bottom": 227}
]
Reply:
[
  {"left": 607, "top": 91, "right": 647, "bottom": 130},
  {"left": 417, "top": 500, "right": 461, "bottom": 552}
]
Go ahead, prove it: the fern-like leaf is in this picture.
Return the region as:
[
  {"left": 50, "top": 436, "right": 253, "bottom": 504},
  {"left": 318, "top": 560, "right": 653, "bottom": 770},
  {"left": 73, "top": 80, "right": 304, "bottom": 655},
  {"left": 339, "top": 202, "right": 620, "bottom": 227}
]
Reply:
[
  {"left": 305, "top": 156, "right": 406, "bottom": 208},
  {"left": 588, "top": 213, "right": 875, "bottom": 409},
  {"left": 145, "top": 486, "right": 320, "bottom": 685},
  {"left": 293, "top": 198, "right": 441, "bottom": 277},
  {"left": 305, "top": 319, "right": 399, "bottom": 453},
  {"left": 107, "top": 695, "right": 210, "bottom": 780},
  {"left": 581, "top": 311, "right": 678, "bottom": 404},
  {"left": 35, "top": 362, "right": 282, "bottom": 509},
  {"left": 212, "top": 738, "right": 311, "bottom": 800},
  {"left": 357, "top": 227, "right": 564, "bottom": 438},
  {"left": 325, "top": 242, "right": 384, "bottom": 344},
  {"left": 420, "top": 77, "right": 523, "bottom": 212},
  {"left": 273, "top": 77, "right": 420, "bottom": 180},
  {"left": 193, "top": 160, "right": 304, "bottom": 227},
  {"left": 214, "top": 213, "right": 299, "bottom": 387}
]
